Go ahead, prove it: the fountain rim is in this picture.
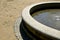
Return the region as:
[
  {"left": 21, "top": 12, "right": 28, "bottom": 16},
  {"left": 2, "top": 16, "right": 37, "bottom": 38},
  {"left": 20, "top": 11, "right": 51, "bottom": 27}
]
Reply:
[{"left": 22, "top": 1, "right": 60, "bottom": 39}]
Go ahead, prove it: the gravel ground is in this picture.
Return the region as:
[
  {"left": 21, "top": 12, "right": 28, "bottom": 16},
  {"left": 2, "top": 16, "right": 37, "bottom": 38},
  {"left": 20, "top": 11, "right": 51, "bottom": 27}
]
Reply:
[{"left": 0, "top": 0, "right": 59, "bottom": 40}]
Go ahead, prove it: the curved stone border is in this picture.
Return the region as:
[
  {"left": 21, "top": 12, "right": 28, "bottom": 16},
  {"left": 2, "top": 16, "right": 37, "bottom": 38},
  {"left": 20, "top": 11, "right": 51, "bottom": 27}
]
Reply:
[
  {"left": 22, "top": 1, "right": 60, "bottom": 39},
  {"left": 14, "top": 17, "right": 23, "bottom": 40},
  {"left": 14, "top": 1, "right": 60, "bottom": 40}
]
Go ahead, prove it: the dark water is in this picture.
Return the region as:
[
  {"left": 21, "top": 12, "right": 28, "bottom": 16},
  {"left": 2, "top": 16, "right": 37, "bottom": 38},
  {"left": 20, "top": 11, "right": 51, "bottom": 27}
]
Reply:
[{"left": 32, "top": 9, "right": 60, "bottom": 30}]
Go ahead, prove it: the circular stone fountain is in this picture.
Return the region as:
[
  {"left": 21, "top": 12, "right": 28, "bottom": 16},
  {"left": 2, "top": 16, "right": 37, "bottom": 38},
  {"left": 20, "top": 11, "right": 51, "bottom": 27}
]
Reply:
[{"left": 15, "top": 1, "right": 60, "bottom": 40}]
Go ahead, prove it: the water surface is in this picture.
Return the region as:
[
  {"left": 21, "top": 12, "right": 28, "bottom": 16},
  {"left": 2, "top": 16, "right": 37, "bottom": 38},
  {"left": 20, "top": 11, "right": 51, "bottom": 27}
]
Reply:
[{"left": 32, "top": 9, "right": 60, "bottom": 30}]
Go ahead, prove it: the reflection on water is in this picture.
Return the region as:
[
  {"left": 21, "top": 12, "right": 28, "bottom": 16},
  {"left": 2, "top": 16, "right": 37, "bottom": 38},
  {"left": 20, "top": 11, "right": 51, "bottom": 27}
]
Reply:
[{"left": 32, "top": 9, "right": 60, "bottom": 30}]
